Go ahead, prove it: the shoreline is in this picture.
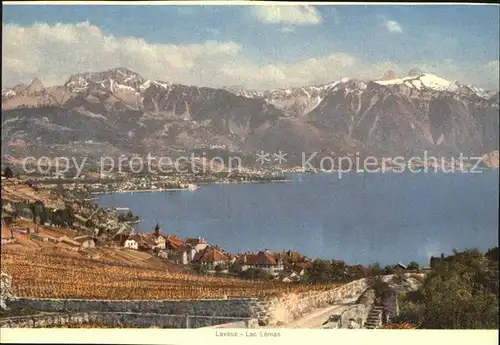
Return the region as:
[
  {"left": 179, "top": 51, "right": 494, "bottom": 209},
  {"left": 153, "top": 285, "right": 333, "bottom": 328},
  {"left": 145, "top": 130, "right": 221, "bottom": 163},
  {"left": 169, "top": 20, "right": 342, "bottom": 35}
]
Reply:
[
  {"left": 90, "top": 188, "right": 193, "bottom": 195},
  {"left": 90, "top": 179, "right": 292, "bottom": 195},
  {"left": 200, "top": 179, "right": 292, "bottom": 185}
]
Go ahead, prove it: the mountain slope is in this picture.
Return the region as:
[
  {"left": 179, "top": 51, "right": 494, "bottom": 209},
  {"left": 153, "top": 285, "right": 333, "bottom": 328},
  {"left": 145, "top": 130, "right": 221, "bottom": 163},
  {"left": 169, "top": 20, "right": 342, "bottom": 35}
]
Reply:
[{"left": 2, "top": 68, "right": 498, "bottom": 168}]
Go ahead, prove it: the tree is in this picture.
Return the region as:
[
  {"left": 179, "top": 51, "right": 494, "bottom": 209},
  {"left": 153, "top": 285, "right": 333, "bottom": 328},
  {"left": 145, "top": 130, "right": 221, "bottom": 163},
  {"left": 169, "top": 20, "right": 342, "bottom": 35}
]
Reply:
[
  {"left": 214, "top": 264, "right": 225, "bottom": 273},
  {"left": 39, "top": 209, "right": 51, "bottom": 225},
  {"left": 348, "top": 265, "right": 366, "bottom": 280},
  {"left": 368, "top": 276, "right": 393, "bottom": 302},
  {"left": 31, "top": 201, "right": 45, "bottom": 218},
  {"left": 485, "top": 247, "right": 499, "bottom": 263},
  {"left": 193, "top": 264, "right": 207, "bottom": 274},
  {"left": 407, "top": 261, "right": 420, "bottom": 271},
  {"left": 228, "top": 263, "right": 243, "bottom": 274},
  {"left": 330, "top": 260, "right": 349, "bottom": 282},
  {"left": 395, "top": 249, "right": 499, "bottom": 329},
  {"left": 367, "top": 262, "right": 382, "bottom": 276},
  {"left": 384, "top": 265, "right": 396, "bottom": 274},
  {"left": 53, "top": 209, "right": 65, "bottom": 227},
  {"left": 256, "top": 269, "right": 273, "bottom": 280},
  {"left": 3, "top": 167, "right": 14, "bottom": 179},
  {"left": 29, "top": 204, "right": 37, "bottom": 223},
  {"left": 59, "top": 208, "right": 74, "bottom": 227},
  {"left": 240, "top": 267, "right": 257, "bottom": 280},
  {"left": 239, "top": 267, "right": 268, "bottom": 280},
  {"left": 305, "top": 259, "right": 332, "bottom": 284}
]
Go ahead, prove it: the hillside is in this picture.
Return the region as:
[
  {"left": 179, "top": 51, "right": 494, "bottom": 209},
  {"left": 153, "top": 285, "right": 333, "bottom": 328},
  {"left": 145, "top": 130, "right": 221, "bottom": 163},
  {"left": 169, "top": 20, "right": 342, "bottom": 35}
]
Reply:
[
  {"left": 2, "top": 68, "right": 498, "bottom": 169},
  {"left": 1, "top": 178, "right": 133, "bottom": 238}
]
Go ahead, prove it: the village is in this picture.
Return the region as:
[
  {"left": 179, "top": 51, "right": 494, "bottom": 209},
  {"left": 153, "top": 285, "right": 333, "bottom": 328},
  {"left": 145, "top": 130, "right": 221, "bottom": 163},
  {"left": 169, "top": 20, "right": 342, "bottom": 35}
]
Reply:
[
  {"left": 9, "top": 154, "right": 291, "bottom": 198},
  {"left": 1, "top": 210, "right": 314, "bottom": 283},
  {"left": 1, "top": 174, "right": 416, "bottom": 285},
  {"left": 0, "top": 174, "right": 313, "bottom": 283},
  {"left": 112, "top": 223, "right": 315, "bottom": 282}
]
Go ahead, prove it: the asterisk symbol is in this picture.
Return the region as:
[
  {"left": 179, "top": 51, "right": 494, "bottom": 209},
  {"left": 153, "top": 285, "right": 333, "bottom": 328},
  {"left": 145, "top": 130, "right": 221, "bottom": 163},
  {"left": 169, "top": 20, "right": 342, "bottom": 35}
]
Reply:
[
  {"left": 256, "top": 151, "right": 270, "bottom": 165},
  {"left": 273, "top": 150, "right": 287, "bottom": 165}
]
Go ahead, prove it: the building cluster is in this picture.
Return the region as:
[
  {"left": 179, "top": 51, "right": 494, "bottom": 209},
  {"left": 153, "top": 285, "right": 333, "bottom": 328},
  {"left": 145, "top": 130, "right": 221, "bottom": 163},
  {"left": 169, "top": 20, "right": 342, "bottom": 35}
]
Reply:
[
  {"left": 112, "top": 224, "right": 313, "bottom": 282},
  {"left": 1, "top": 213, "right": 96, "bottom": 251}
]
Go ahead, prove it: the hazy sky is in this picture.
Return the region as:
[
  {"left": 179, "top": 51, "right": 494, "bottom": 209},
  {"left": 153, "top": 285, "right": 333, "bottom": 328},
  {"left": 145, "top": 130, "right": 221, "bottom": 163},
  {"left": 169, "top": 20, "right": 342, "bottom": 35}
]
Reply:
[{"left": 3, "top": 4, "right": 499, "bottom": 90}]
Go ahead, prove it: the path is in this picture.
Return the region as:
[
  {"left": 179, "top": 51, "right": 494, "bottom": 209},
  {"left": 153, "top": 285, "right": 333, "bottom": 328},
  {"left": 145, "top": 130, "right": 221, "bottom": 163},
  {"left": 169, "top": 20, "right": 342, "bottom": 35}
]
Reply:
[{"left": 275, "top": 298, "right": 358, "bottom": 329}]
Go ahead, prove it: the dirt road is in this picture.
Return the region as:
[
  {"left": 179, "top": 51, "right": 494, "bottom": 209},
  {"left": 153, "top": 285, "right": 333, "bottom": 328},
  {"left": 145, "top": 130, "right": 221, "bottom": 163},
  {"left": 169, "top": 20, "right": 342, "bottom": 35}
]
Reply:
[{"left": 277, "top": 298, "right": 358, "bottom": 328}]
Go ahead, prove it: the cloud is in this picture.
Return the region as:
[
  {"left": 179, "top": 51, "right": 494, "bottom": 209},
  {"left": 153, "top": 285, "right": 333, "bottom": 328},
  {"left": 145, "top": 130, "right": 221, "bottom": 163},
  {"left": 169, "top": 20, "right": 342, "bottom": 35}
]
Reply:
[
  {"left": 2, "top": 22, "right": 241, "bottom": 87},
  {"left": 2, "top": 22, "right": 498, "bottom": 91},
  {"left": 252, "top": 5, "right": 322, "bottom": 25},
  {"left": 220, "top": 53, "right": 359, "bottom": 89},
  {"left": 385, "top": 20, "right": 403, "bottom": 33},
  {"left": 204, "top": 28, "right": 221, "bottom": 35},
  {"left": 176, "top": 7, "right": 197, "bottom": 16},
  {"left": 483, "top": 60, "right": 499, "bottom": 76},
  {"left": 278, "top": 26, "right": 296, "bottom": 34},
  {"left": 330, "top": 8, "right": 342, "bottom": 25},
  {"left": 406, "top": 59, "right": 499, "bottom": 90}
]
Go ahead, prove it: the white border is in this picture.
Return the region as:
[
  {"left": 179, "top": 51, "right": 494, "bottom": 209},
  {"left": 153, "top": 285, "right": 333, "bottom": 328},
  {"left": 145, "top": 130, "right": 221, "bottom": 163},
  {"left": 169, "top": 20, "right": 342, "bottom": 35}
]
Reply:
[
  {"left": 1, "top": 1, "right": 499, "bottom": 344},
  {"left": 2, "top": 1, "right": 499, "bottom": 6},
  {"left": 1, "top": 328, "right": 499, "bottom": 345}
]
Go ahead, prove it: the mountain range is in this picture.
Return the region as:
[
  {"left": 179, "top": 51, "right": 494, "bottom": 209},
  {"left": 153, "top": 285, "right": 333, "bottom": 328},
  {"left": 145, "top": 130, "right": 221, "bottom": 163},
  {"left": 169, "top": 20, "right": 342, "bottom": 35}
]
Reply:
[{"left": 2, "top": 67, "right": 499, "bottom": 169}]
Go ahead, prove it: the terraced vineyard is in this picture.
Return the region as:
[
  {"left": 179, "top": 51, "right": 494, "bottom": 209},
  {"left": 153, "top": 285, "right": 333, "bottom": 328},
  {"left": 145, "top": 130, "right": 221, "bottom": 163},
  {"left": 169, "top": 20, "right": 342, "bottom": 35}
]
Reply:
[{"left": 1, "top": 249, "right": 342, "bottom": 300}]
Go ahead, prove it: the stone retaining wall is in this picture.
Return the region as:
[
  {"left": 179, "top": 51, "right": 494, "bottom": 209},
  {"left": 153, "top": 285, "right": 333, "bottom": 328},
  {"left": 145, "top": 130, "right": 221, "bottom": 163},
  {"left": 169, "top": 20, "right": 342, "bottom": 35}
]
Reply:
[
  {"left": 322, "top": 288, "right": 376, "bottom": 329},
  {"left": 8, "top": 298, "right": 259, "bottom": 318},
  {"left": 203, "top": 319, "right": 260, "bottom": 329},
  {"left": 262, "top": 278, "right": 369, "bottom": 325},
  {"left": 0, "top": 312, "right": 254, "bottom": 329},
  {"left": 2, "top": 272, "right": 371, "bottom": 326},
  {"left": 7, "top": 279, "right": 369, "bottom": 325},
  {"left": 339, "top": 288, "right": 375, "bottom": 328},
  {"left": 1, "top": 273, "right": 13, "bottom": 310}
]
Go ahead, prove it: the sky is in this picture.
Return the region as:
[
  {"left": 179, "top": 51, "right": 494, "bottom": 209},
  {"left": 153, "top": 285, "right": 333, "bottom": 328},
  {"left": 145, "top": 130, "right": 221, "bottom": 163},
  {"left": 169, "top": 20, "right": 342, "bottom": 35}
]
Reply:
[{"left": 2, "top": 3, "right": 500, "bottom": 90}]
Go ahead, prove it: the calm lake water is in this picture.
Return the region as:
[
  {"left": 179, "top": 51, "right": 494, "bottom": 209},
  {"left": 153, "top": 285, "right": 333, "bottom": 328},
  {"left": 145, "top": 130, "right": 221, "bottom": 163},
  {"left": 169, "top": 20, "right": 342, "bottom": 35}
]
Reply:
[{"left": 96, "top": 170, "right": 499, "bottom": 266}]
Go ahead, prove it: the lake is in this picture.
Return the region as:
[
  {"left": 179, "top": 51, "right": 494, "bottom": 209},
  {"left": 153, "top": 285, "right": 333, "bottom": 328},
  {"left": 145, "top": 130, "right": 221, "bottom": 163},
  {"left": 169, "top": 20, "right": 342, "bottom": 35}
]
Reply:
[{"left": 95, "top": 170, "right": 499, "bottom": 266}]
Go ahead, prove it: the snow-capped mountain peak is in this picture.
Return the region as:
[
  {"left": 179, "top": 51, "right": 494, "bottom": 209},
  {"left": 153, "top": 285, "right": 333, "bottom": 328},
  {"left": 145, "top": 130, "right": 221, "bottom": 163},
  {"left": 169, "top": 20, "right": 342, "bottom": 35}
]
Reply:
[
  {"left": 373, "top": 71, "right": 493, "bottom": 99},
  {"left": 374, "top": 72, "right": 456, "bottom": 91},
  {"left": 65, "top": 67, "right": 145, "bottom": 93},
  {"left": 139, "top": 80, "right": 173, "bottom": 93}
]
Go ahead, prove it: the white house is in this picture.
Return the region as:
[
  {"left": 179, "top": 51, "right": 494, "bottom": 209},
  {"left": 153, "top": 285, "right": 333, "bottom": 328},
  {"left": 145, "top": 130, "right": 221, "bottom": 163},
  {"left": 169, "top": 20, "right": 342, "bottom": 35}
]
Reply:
[
  {"left": 124, "top": 238, "right": 138, "bottom": 250},
  {"left": 169, "top": 246, "right": 201, "bottom": 265},
  {"left": 74, "top": 236, "right": 96, "bottom": 250},
  {"left": 167, "top": 237, "right": 211, "bottom": 265},
  {"left": 154, "top": 235, "right": 166, "bottom": 250},
  {"left": 157, "top": 250, "right": 169, "bottom": 260},
  {"left": 238, "top": 250, "right": 284, "bottom": 276},
  {"left": 192, "top": 247, "right": 229, "bottom": 270},
  {"left": 184, "top": 247, "right": 199, "bottom": 264},
  {"left": 277, "top": 270, "right": 301, "bottom": 283},
  {"left": 184, "top": 237, "right": 209, "bottom": 252}
]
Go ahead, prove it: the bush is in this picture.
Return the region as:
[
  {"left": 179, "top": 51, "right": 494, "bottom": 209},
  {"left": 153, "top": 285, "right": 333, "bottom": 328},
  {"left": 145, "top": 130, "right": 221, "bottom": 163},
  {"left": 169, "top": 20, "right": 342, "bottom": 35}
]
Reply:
[
  {"left": 239, "top": 268, "right": 271, "bottom": 281},
  {"left": 192, "top": 265, "right": 207, "bottom": 274},
  {"left": 395, "top": 249, "right": 499, "bottom": 329},
  {"left": 367, "top": 262, "right": 383, "bottom": 276},
  {"left": 214, "top": 264, "right": 226, "bottom": 272},
  {"left": 384, "top": 265, "right": 395, "bottom": 274},
  {"left": 407, "top": 261, "right": 420, "bottom": 271},
  {"left": 408, "top": 273, "right": 425, "bottom": 284},
  {"left": 305, "top": 259, "right": 332, "bottom": 283},
  {"left": 3, "top": 167, "right": 14, "bottom": 179},
  {"left": 368, "top": 276, "right": 393, "bottom": 302},
  {"left": 485, "top": 247, "right": 499, "bottom": 263},
  {"left": 228, "top": 263, "right": 242, "bottom": 274}
]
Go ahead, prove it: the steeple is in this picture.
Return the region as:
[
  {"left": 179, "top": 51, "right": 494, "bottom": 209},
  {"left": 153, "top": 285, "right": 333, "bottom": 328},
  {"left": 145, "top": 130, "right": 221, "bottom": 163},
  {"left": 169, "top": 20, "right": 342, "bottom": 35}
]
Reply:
[{"left": 154, "top": 223, "right": 161, "bottom": 236}]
